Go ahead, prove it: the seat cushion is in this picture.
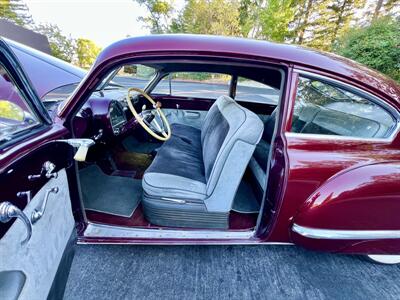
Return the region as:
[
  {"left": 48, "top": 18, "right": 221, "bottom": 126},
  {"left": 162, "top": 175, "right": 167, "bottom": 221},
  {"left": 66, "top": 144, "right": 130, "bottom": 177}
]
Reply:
[{"left": 143, "top": 123, "right": 207, "bottom": 200}]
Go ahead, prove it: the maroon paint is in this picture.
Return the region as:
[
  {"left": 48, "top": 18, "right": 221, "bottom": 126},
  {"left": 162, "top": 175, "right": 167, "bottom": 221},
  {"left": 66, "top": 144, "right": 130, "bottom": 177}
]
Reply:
[
  {"left": 59, "top": 35, "right": 400, "bottom": 118},
  {"left": 2, "top": 35, "right": 400, "bottom": 253}
]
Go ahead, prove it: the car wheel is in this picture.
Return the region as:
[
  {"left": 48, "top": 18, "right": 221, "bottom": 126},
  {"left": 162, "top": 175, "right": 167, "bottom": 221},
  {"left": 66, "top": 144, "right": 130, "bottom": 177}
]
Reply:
[{"left": 366, "top": 255, "right": 400, "bottom": 265}]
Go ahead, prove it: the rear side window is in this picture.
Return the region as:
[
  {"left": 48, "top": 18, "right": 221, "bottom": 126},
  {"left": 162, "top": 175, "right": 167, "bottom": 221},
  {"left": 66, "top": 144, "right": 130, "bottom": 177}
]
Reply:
[
  {"left": 153, "top": 72, "right": 231, "bottom": 99},
  {"left": 235, "top": 77, "right": 279, "bottom": 104},
  {"left": 0, "top": 64, "right": 40, "bottom": 142},
  {"left": 291, "top": 77, "right": 396, "bottom": 139}
]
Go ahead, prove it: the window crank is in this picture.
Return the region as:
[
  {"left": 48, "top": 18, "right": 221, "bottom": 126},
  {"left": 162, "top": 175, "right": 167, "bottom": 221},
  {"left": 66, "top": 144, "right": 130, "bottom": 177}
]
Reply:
[
  {"left": 28, "top": 161, "right": 58, "bottom": 181},
  {"left": 31, "top": 187, "right": 59, "bottom": 224},
  {"left": 0, "top": 202, "right": 32, "bottom": 245}
]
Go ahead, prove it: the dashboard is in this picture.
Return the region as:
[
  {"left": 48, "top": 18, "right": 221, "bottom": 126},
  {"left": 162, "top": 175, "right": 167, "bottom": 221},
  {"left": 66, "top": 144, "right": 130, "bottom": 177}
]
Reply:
[
  {"left": 72, "top": 89, "right": 140, "bottom": 140},
  {"left": 109, "top": 100, "right": 127, "bottom": 135}
]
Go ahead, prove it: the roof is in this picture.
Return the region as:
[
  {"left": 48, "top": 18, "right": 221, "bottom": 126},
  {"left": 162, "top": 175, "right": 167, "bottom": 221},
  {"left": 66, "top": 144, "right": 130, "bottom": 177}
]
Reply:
[
  {"left": 94, "top": 34, "right": 400, "bottom": 105},
  {"left": 5, "top": 38, "right": 85, "bottom": 98}
]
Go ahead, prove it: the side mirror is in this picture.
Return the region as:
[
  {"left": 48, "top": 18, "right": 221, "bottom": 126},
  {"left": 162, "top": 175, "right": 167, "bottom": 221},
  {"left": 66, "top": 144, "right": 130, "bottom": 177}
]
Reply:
[{"left": 56, "top": 138, "right": 95, "bottom": 162}]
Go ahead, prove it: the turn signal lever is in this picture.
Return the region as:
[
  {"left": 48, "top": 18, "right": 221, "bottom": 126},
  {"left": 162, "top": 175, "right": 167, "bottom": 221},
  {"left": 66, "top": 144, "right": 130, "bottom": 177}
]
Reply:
[{"left": 56, "top": 138, "right": 95, "bottom": 162}]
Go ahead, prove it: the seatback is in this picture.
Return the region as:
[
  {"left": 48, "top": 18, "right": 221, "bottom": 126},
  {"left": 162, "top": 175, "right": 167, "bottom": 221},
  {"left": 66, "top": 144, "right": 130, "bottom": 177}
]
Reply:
[{"left": 200, "top": 96, "right": 263, "bottom": 211}]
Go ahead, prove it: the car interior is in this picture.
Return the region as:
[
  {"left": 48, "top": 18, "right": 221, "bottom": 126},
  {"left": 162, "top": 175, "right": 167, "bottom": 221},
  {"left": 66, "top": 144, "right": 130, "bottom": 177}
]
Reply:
[{"left": 70, "top": 59, "right": 283, "bottom": 232}]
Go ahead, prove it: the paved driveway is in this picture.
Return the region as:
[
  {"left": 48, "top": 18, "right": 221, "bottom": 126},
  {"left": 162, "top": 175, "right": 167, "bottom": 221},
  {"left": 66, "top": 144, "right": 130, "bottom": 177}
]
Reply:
[{"left": 64, "top": 244, "right": 400, "bottom": 300}]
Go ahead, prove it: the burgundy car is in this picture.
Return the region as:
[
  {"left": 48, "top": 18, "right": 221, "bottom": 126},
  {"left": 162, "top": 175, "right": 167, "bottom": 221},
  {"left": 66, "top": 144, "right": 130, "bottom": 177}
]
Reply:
[{"left": 1, "top": 35, "right": 400, "bottom": 299}]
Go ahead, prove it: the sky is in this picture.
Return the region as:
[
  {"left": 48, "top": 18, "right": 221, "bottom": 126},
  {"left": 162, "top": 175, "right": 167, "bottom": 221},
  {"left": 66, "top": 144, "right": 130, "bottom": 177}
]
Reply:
[{"left": 25, "top": 0, "right": 183, "bottom": 48}]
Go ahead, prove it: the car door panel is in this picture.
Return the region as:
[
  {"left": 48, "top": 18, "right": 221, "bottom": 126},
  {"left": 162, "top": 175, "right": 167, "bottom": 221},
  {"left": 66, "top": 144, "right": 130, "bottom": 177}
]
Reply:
[
  {"left": 0, "top": 38, "right": 77, "bottom": 299},
  {"left": 164, "top": 109, "right": 207, "bottom": 129},
  {"left": 0, "top": 168, "right": 74, "bottom": 300}
]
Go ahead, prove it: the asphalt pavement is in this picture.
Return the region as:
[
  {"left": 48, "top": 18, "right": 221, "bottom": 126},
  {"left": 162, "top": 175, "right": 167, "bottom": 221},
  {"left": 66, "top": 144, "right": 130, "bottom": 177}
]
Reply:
[{"left": 64, "top": 244, "right": 400, "bottom": 300}]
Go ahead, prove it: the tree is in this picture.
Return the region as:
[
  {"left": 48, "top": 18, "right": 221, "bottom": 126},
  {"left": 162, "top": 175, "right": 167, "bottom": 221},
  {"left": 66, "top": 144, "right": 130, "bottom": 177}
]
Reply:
[
  {"left": 0, "top": 0, "right": 33, "bottom": 26},
  {"left": 76, "top": 38, "right": 102, "bottom": 69},
  {"left": 35, "top": 23, "right": 76, "bottom": 63},
  {"left": 259, "top": 0, "right": 295, "bottom": 42},
  {"left": 335, "top": 17, "right": 400, "bottom": 82},
  {"left": 238, "top": 0, "right": 264, "bottom": 37},
  {"left": 135, "top": 0, "right": 174, "bottom": 33},
  {"left": 176, "top": 0, "right": 242, "bottom": 36}
]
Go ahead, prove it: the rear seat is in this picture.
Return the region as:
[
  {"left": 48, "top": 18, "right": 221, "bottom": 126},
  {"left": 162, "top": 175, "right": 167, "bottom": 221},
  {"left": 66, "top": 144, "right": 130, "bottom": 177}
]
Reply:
[{"left": 249, "top": 109, "right": 277, "bottom": 191}]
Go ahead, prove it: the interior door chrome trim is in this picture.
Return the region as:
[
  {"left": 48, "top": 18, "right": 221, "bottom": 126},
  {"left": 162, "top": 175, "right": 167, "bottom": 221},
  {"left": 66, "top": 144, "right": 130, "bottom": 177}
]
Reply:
[
  {"left": 292, "top": 223, "right": 400, "bottom": 240},
  {"left": 0, "top": 202, "right": 32, "bottom": 244},
  {"left": 84, "top": 222, "right": 256, "bottom": 240}
]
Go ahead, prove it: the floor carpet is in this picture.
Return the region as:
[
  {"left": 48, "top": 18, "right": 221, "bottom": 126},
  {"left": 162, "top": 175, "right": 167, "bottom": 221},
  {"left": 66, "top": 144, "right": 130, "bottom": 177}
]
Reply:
[
  {"left": 232, "top": 180, "right": 260, "bottom": 213},
  {"left": 80, "top": 165, "right": 142, "bottom": 217}
]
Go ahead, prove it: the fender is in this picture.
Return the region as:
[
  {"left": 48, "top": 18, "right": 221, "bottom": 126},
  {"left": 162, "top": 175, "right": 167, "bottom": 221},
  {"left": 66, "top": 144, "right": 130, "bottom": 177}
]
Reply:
[{"left": 290, "top": 162, "right": 400, "bottom": 254}]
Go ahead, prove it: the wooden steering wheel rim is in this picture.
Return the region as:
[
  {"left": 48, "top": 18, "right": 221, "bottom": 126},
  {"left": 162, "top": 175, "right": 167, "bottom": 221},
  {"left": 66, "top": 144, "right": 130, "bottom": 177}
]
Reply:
[{"left": 126, "top": 87, "right": 171, "bottom": 141}]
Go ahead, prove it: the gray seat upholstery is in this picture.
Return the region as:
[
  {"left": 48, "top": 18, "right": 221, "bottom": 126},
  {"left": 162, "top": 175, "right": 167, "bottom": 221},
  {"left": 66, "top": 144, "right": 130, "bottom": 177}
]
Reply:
[
  {"left": 142, "top": 95, "right": 264, "bottom": 229},
  {"left": 248, "top": 108, "right": 277, "bottom": 191}
]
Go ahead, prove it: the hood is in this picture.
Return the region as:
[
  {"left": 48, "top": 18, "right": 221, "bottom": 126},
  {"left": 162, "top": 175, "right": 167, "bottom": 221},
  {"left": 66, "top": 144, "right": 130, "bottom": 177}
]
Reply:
[{"left": 5, "top": 38, "right": 86, "bottom": 98}]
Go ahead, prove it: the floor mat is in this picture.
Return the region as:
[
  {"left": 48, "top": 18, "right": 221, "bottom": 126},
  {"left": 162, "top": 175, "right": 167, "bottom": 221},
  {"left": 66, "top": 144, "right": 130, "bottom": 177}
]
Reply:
[
  {"left": 112, "top": 151, "right": 153, "bottom": 179},
  {"left": 80, "top": 165, "right": 142, "bottom": 217},
  {"left": 122, "top": 136, "right": 161, "bottom": 154},
  {"left": 232, "top": 180, "right": 260, "bottom": 214}
]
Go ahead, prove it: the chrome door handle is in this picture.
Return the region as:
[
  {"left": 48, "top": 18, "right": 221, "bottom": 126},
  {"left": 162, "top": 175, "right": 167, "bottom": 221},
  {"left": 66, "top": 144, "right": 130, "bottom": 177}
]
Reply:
[
  {"left": 31, "top": 187, "right": 59, "bottom": 224},
  {"left": 28, "top": 161, "right": 58, "bottom": 181},
  {"left": 0, "top": 202, "right": 32, "bottom": 245}
]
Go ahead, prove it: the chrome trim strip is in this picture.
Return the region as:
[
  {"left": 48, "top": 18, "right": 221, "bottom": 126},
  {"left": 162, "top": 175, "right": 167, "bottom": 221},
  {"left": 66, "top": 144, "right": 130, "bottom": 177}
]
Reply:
[
  {"left": 85, "top": 222, "right": 256, "bottom": 240},
  {"left": 292, "top": 223, "right": 400, "bottom": 240},
  {"left": 293, "top": 69, "right": 400, "bottom": 143},
  {"left": 285, "top": 132, "right": 396, "bottom": 143},
  {"left": 78, "top": 240, "right": 294, "bottom": 246}
]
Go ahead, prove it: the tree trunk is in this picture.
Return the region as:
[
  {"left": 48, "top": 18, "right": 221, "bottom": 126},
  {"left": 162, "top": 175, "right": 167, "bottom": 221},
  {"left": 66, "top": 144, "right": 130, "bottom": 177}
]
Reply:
[
  {"left": 331, "top": 0, "right": 348, "bottom": 45},
  {"left": 298, "top": 0, "right": 313, "bottom": 44},
  {"left": 373, "top": 0, "right": 384, "bottom": 20}
]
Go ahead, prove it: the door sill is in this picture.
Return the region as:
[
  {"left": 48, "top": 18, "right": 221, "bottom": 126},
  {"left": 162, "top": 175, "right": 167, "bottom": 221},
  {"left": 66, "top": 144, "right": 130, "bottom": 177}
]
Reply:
[{"left": 80, "top": 222, "right": 277, "bottom": 244}]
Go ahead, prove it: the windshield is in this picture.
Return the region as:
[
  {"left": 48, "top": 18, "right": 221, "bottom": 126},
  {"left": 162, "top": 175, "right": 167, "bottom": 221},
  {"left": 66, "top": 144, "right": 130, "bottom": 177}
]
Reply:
[{"left": 99, "top": 64, "right": 157, "bottom": 91}]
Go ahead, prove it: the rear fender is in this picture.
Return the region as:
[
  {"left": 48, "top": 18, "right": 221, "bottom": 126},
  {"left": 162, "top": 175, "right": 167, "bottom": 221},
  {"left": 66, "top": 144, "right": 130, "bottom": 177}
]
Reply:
[{"left": 291, "top": 162, "right": 400, "bottom": 254}]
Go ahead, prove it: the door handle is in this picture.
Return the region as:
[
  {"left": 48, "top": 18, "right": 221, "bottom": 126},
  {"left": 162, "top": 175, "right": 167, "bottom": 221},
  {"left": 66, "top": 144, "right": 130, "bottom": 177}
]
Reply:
[
  {"left": 31, "top": 187, "right": 59, "bottom": 224},
  {"left": 28, "top": 161, "right": 58, "bottom": 181},
  {"left": 0, "top": 202, "right": 32, "bottom": 245},
  {"left": 183, "top": 111, "right": 201, "bottom": 119}
]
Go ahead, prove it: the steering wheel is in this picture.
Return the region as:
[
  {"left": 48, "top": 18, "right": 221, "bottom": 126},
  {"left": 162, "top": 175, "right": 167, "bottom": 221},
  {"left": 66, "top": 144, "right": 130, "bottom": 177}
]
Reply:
[{"left": 126, "top": 87, "right": 171, "bottom": 141}]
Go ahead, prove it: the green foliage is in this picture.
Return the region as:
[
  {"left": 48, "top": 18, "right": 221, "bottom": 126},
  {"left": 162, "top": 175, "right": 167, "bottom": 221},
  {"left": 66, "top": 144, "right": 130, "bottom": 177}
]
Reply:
[
  {"left": 136, "top": 0, "right": 174, "bottom": 33},
  {"left": 34, "top": 23, "right": 77, "bottom": 63},
  {"left": 76, "top": 38, "right": 102, "bottom": 69},
  {"left": 0, "top": 0, "right": 33, "bottom": 26},
  {"left": 259, "top": 0, "right": 295, "bottom": 42},
  {"left": 335, "top": 17, "right": 400, "bottom": 82},
  {"left": 176, "top": 0, "right": 242, "bottom": 36}
]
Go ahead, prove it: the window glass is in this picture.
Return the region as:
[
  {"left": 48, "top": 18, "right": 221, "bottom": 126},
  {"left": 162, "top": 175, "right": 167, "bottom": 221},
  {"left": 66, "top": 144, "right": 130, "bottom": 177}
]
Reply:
[
  {"left": 153, "top": 72, "right": 231, "bottom": 99},
  {"left": 109, "top": 64, "right": 156, "bottom": 89},
  {"left": 235, "top": 77, "right": 280, "bottom": 104},
  {"left": 0, "top": 64, "right": 40, "bottom": 142},
  {"left": 291, "top": 77, "right": 396, "bottom": 139}
]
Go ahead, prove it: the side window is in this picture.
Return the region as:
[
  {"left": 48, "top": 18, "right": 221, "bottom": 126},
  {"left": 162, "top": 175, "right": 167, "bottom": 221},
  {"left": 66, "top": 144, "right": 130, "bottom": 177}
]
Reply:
[
  {"left": 0, "top": 64, "right": 40, "bottom": 142},
  {"left": 235, "top": 77, "right": 280, "bottom": 104},
  {"left": 153, "top": 72, "right": 231, "bottom": 99},
  {"left": 291, "top": 77, "right": 396, "bottom": 139}
]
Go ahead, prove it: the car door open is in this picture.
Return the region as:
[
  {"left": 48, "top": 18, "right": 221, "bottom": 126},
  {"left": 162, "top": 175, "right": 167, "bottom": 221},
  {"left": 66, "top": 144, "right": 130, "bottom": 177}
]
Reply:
[{"left": 0, "top": 38, "right": 77, "bottom": 300}]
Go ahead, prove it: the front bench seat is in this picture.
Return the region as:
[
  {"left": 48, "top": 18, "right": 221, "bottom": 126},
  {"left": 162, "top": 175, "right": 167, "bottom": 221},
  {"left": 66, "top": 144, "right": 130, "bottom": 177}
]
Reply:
[{"left": 142, "top": 96, "right": 263, "bottom": 229}]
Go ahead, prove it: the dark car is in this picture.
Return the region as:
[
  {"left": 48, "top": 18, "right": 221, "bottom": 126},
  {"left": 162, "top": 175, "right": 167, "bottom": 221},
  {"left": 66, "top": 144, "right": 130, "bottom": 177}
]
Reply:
[{"left": 1, "top": 35, "right": 400, "bottom": 299}]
